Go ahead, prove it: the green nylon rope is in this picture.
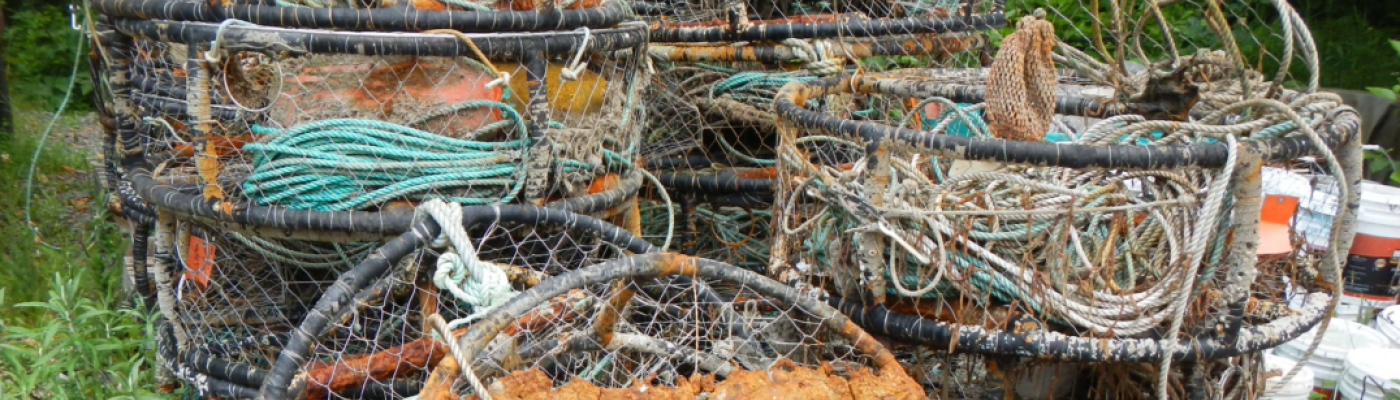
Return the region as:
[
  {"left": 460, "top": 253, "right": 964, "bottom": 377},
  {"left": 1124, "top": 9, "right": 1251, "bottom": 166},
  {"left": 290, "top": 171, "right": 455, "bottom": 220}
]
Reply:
[{"left": 243, "top": 111, "right": 545, "bottom": 211}]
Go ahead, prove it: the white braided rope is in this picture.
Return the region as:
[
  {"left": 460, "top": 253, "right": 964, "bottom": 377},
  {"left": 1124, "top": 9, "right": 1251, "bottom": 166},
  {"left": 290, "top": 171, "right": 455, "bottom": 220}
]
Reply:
[
  {"left": 427, "top": 314, "right": 493, "bottom": 400},
  {"left": 417, "top": 199, "right": 517, "bottom": 327},
  {"left": 1156, "top": 134, "right": 1237, "bottom": 400}
]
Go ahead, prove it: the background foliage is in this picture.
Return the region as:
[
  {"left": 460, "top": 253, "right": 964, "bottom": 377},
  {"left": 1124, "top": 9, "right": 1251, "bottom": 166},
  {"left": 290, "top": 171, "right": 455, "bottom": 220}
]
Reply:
[{"left": 4, "top": 1, "right": 92, "bottom": 111}]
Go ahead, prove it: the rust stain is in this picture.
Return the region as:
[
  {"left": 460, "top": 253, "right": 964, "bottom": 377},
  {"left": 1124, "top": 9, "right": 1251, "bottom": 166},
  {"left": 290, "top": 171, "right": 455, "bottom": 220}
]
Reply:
[
  {"left": 304, "top": 337, "right": 447, "bottom": 399},
  {"left": 169, "top": 134, "right": 256, "bottom": 158},
  {"left": 417, "top": 355, "right": 460, "bottom": 400},
  {"left": 733, "top": 167, "right": 779, "bottom": 180}
]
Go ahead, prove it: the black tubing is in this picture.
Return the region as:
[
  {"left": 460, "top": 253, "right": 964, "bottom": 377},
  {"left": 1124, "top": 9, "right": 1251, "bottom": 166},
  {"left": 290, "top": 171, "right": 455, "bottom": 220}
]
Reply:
[
  {"left": 826, "top": 295, "right": 1329, "bottom": 362},
  {"left": 774, "top": 75, "right": 1361, "bottom": 169},
  {"left": 690, "top": 192, "right": 775, "bottom": 207},
  {"left": 545, "top": 170, "right": 644, "bottom": 214},
  {"left": 260, "top": 222, "right": 440, "bottom": 400},
  {"left": 112, "top": 18, "right": 645, "bottom": 60},
  {"left": 93, "top": 0, "right": 630, "bottom": 32},
  {"left": 154, "top": 319, "right": 263, "bottom": 399},
  {"left": 657, "top": 171, "right": 774, "bottom": 193},
  {"left": 649, "top": 11, "right": 1005, "bottom": 42},
  {"left": 127, "top": 160, "right": 648, "bottom": 238}
]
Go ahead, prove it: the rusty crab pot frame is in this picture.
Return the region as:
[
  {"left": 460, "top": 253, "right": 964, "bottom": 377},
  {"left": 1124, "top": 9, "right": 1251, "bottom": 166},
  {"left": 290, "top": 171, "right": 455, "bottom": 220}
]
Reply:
[{"left": 767, "top": 72, "right": 1363, "bottom": 366}]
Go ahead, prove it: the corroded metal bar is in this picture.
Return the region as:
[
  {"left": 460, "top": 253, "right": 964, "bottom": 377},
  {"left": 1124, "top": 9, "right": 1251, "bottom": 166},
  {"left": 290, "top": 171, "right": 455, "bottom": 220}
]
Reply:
[{"left": 646, "top": 33, "right": 984, "bottom": 64}]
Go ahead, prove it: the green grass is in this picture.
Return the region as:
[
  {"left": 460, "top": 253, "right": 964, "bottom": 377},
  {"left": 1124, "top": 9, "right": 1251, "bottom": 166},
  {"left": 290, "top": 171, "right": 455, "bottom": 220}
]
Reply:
[{"left": 0, "top": 113, "right": 165, "bottom": 399}]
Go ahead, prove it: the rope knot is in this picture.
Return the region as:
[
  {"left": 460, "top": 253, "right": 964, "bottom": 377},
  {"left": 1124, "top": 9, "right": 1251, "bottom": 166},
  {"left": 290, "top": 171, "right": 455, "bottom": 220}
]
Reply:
[{"left": 417, "top": 199, "right": 518, "bottom": 321}]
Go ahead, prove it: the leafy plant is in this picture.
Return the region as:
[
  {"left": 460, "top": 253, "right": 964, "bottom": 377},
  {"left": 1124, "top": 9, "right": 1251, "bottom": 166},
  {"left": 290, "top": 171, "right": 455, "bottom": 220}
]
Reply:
[
  {"left": 0, "top": 272, "right": 161, "bottom": 399},
  {"left": 0, "top": 112, "right": 160, "bottom": 397},
  {"left": 3, "top": 3, "right": 92, "bottom": 111},
  {"left": 1367, "top": 40, "right": 1400, "bottom": 102},
  {"left": 1364, "top": 147, "right": 1400, "bottom": 185}
]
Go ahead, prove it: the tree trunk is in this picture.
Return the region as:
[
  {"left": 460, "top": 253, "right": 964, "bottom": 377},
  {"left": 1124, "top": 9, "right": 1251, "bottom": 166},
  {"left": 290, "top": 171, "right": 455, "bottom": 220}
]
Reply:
[{"left": 0, "top": 4, "right": 12, "bottom": 141}]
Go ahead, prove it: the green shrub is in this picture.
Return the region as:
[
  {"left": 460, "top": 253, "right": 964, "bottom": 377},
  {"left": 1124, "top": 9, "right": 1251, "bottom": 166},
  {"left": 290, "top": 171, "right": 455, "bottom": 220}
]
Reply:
[
  {"left": 3, "top": 4, "right": 92, "bottom": 111},
  {"left": 1366, "top": 40, "right": 1400, "bottom": 102}
]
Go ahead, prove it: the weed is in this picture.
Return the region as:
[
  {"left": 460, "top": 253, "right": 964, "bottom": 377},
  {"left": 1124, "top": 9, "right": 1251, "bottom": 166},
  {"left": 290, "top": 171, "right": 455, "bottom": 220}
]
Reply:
[{"left": 0, "top": 112, "right": 163, "bottom": 398}]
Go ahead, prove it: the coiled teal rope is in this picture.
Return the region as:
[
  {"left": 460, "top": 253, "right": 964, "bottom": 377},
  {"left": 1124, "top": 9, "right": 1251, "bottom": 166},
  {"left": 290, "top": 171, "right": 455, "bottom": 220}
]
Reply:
[{"left": 242, "top": 116, "right": 541, "bottom": 211}]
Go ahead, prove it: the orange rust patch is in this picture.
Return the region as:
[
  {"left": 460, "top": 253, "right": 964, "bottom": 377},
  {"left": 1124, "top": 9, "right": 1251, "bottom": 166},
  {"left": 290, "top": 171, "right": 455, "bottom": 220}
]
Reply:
[
  {"left": 170, "top": 134, "right": 255, "bottom": 158},
  {"left": 469, "top": 360, "right": 922, "bottom": 399},
  {"left": 588, "top": 173, "right": 622, "bottom": 194},
  {"left": 417, "top": 355, "right": 460, "bottom": 400},
  {"left": 733, "top": 167, "right": 779, "bottom": 180},
  {"left": 410, "top": 0, "right": 450, "bottom": 10},
  {"left": 304, "top": 338, "right": 447, "bottom": 399},
  {"left": 184, "top": 235, "right": 215, "bottom": 293}
]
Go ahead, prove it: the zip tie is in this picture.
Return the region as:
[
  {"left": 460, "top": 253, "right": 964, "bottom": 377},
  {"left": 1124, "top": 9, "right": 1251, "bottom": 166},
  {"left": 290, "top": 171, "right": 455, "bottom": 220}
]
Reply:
[
  {"left": 560, "top": 27, "right": 593, "bottom": 81},
  {"left": 484, "top": 71, "right": 510, "bottom": 89},
  {"left": 207, "top": 19, "right": 254, "bottom": 64}
]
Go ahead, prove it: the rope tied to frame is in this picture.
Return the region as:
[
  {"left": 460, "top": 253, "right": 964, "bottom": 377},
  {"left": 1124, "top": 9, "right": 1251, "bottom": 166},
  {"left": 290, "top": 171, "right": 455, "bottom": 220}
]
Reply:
[
  {"left": 781, "top": 38, "right": 844, "bottom": 76},
  {"left": 418, "top": 199, "right": 518, "bottom": 327},
  {"left": 560, "top": 27, "right": 593, "bottom": 81},
  {"left": 206, "top": 19, "right": 255, "bottom": 64}
]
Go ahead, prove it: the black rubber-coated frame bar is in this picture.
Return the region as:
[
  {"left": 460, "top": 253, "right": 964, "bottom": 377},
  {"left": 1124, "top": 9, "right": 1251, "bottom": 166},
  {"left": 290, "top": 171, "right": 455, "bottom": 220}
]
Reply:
[
  {"left": 260, "top": 223, "right": 440, "bottom": 400},
  {"left": 126, "top": 164, "right": 645, "bottom": 238},
  {"left": 773, "top": 74, "right": 1359, "bottom": 169},
  {"left": 545, "top": 170, "right": 644, "bottom": 214},
  {"left": 657, "top": 171, "right": 774, "bottom": 193},
  {"left": 649, "top": 11, "right": 1005, "bottom": 42},
  {"left": 112, "top": 18, "right": 645, "bottom": 61},
  {"left": 827, "top": 295, "right": 1330, "bottom": 363},
  {"left": 93, "top": 0, "right": 630, "bottom": 32}
]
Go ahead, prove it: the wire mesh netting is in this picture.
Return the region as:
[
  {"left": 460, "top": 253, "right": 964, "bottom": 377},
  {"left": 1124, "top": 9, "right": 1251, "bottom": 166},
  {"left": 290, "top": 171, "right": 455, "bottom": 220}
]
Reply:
[{"left": 86, "top": 0, "right": 1377, "bottom": 398}]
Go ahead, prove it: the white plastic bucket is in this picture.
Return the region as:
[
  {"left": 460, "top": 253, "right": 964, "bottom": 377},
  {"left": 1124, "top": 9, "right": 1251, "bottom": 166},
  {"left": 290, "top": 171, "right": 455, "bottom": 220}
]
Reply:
[
  {"left": 1338, "top": 347, "right": 1400, "bottom": 400},
  {"left": 1360, "top": 181, "right": 1400, "bottom": 215},
  {"left": 1343, "top": 181, "right": 1400, "bottom": 310},
  {"left": 1264, "top": 354, "right": 1316, "bottom": 400},
  {"left": 1375, "top": 306, "right": 1400, "bottom": 347},
  {"left": 1274, "top": 318, "right": 1392, "bottom": 393},
  {"left": 1336, "top": 294, "right": 1397, "bottom": 324}
]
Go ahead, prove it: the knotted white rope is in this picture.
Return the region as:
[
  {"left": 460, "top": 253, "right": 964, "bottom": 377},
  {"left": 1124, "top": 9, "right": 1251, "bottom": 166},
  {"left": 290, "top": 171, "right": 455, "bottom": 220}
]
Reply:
[
  {"left": 417, "top": 199, "right": 517, "bottom": 328},
  {"left": 781, "top": 38, "right": 843, "bottom": 76}
]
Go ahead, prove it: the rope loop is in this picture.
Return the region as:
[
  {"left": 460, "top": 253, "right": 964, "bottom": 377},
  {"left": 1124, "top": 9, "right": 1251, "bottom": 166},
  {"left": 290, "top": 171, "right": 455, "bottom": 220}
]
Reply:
[
  {"left": 206, "top": 19, "right": 254, "bottom": 64},
  {"left": 561, "top": 27, "right": 593, "bottom": 81}
]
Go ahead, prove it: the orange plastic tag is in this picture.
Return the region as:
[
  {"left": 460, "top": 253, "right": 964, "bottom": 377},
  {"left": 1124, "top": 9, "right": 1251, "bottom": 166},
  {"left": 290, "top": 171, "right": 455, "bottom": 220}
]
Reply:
[{"left": 185, "top": 236, "right": 215, "bottom": 293}]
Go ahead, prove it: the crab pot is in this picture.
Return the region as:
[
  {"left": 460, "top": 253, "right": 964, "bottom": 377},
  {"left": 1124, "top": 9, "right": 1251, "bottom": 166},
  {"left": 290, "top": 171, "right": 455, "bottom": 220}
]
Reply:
[
  {"left": 767, "top": 65, "right": 1361, "bottom": 396},
  {"left": 88, "top": 0, "right": 666, "bottom": 398},
  {"left": 633, "top": 0, "right": 1003, "bottom": 175}
]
